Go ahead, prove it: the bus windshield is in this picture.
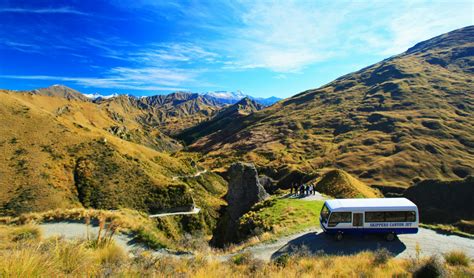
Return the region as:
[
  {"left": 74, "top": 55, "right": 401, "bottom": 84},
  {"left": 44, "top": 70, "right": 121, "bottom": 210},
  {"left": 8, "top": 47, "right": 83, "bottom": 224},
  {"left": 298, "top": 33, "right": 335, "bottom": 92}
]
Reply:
[{"left": 320, "top": 203, "right": 330, "bottom": 223}]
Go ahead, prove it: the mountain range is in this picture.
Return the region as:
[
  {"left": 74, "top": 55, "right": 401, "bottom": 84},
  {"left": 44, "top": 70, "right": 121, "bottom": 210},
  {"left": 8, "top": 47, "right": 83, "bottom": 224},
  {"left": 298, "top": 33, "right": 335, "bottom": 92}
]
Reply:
[
  {"left": 1, "top": 26, "right": 473, "bottom": 226},
  {"left": 78, "top": 89, "right": 281, "bottom": 106}
]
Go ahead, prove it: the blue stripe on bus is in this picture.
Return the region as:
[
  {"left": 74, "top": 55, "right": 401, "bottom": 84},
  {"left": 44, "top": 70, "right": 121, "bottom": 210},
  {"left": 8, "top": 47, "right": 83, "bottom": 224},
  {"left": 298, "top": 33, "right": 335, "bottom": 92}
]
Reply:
[{"left": 321, "top": 226, "right": 418, "bottom": 235}]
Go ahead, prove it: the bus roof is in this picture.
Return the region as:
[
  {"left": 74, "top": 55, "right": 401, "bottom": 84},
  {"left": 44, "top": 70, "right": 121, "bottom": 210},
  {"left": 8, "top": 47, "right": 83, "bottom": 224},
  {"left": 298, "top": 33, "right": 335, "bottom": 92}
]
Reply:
[{"left": 325, "top": 198, "right": 417, "bottom": 212}]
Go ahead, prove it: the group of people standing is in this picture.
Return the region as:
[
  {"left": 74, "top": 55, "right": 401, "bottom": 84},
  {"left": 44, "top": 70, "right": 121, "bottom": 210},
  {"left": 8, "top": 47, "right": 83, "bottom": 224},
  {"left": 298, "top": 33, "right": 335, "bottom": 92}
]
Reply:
[{"left": 290, "top": 182, "right": 316, "bottom": 196}]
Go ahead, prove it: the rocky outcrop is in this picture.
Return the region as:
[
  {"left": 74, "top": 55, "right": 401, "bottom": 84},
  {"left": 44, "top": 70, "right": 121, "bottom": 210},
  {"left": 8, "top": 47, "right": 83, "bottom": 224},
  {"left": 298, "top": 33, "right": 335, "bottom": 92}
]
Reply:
[
  {"left": 211, "top": 162, "right": 269, "bottom": 247},
  {"left": 258, "top": 175, "right": 277, "bottom": 193},
  {"left": 404, "top": 176, "right": 474, "bottom": 223},
  {"left": 226, "top": 162, "right": 269, "bottom": 220}
]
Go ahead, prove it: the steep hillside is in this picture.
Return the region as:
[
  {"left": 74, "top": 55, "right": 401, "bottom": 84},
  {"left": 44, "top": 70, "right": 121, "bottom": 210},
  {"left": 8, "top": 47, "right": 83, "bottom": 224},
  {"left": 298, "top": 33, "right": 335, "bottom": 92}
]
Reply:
[
  {"left": 177, "top": 97, "right": 263, "bottom": 145},
  {"left": 29, "top": 85, "right": 91, "bottom": 102},
  {"left": 0, "top": 91, "right": 226, "bottom": 226},
  {"left": 97, "top": 92, "right": 223, "bottom": 135},
  {"left": 404, "top": 176, "right": 473, "bottom": 224},
  {"left": 189, "top": 26, "right": 474, "bottom": 189}
]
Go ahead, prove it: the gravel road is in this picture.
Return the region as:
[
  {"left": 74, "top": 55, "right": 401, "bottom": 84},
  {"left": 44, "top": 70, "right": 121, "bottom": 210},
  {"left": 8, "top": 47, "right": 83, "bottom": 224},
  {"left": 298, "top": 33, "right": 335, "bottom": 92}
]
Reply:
[
  {"left": 241, "top": 227, "right": 474, "bottom": 260},
  {"left": 39, "top": 222, "right": 474, "bottom": 261},
  {"left": 40, "top": 222, "right": 138, "bottom": 251}
]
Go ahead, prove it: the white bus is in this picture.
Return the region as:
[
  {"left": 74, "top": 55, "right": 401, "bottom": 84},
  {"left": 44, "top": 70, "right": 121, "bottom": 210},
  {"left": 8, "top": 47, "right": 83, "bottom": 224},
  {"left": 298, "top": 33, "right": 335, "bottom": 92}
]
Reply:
[{"left": 319, "top": 198, "right": 418, "bottom": 241}]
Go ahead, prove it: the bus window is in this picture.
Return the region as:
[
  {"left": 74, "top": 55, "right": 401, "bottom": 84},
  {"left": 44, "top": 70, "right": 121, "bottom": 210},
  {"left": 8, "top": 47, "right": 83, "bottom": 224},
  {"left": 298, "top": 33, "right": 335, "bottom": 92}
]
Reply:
[
  {"left": 328, "top": 212, "right": 352, "bottom": 227},
  {"left": 365, "top": 211, "right": 385, "bottom": 222},
  {"left": 366, "top": 211, "right": 417, "bottom": 222},
  {"left": 406, "top": 211, "right": 416, "bottom": 222},
  {"left": 385, "top": 211, "right": 406, "bottom": 222},
  {"left": 320, "top": 204, "right": 330, "bottom": 223}
]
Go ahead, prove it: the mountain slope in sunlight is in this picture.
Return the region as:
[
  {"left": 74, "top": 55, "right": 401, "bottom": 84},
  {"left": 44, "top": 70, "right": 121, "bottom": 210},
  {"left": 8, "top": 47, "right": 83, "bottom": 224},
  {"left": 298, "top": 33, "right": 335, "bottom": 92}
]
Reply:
[
  {"left": 0, "top": 91, "right": 226, "bottom": 225},
  {"left": 189, "top": 26, "right": 474, "bottom": 189}
]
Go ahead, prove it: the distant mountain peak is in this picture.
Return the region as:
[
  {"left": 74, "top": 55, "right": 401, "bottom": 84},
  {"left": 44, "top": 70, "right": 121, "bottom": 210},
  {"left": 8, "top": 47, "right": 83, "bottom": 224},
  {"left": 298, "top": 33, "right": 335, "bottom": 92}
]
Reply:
[
  {"left": 203, "top": 91, "right": 280, "bottom": 106},
  {"left": 31, "top": 84, "right": 90, "bottom": 101},
  {"left": 83, "top": 93, "right": 119, "bottom": 100}
]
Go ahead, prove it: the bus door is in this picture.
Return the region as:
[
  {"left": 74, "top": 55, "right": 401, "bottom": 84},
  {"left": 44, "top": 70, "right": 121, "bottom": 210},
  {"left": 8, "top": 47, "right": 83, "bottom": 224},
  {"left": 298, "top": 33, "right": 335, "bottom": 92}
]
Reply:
[{"left": 352, "top": 212, "right": 364, "bottom": 228}]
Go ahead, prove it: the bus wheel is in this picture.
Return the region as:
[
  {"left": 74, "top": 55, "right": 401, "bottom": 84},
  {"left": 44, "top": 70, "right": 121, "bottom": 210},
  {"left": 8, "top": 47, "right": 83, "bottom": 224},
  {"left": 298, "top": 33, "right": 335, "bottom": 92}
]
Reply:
[
  {"left": 335, "top": 232, "right": 343, "bottom": 241},
  {"left": 385, "top": 232, "right": 395, "bottom": 241}
]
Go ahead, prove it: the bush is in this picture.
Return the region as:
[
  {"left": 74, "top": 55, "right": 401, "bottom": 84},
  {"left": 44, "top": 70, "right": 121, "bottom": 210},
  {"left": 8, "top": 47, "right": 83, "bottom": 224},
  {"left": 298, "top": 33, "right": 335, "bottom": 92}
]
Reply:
[
  {"left": 274, "top": 254, "right": 290, "bottom": 267},
  {"left": 413, "top": 256, "right": 447, "bottom": 278},
  {"left": 134, "top": 227, "right": 166, "bottom": 249},
  {"left": 444, "top": 250, "right": 470, "bottom": 267},
  {"left": 373, "top": 248, "right": 393, "bottom": 266},
  {"left": 231, "top": 251, "right": 254, "bottom": 265},
  {"left": 11, "top": 225, "right": 41, "bottom": 242}
]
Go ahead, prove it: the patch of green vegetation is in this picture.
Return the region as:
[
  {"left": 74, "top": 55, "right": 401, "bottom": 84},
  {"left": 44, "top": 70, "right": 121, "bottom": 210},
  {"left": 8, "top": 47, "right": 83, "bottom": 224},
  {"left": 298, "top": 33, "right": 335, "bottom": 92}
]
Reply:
[
  {"left": 133, "top": 226, "right": 167, "bottom": 249},
  {"left": 419, "top": 223, "right": 474, "bottom": 239},
  {"left": 40, "top": 145, "right": 64, "bottom": 160},
  {"left": 238, "top": 196, "right": 324, "bottom": 240}
]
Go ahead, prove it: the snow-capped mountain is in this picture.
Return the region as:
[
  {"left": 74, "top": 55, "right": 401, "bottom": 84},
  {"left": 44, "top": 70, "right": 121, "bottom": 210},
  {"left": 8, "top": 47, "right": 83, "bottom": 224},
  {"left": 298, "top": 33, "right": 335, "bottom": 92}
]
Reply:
[
  {"left": 203, "top": 91, "right": 247, "bottom": 104},
  {"left": 79, "top": 89, "right": 280, "bottom": 106},
  {"left": 82, "top": 93, "right": 119, "bottom": 100},
  {"left": 203, "top": 91, "right": 280, "bottom": 106}
]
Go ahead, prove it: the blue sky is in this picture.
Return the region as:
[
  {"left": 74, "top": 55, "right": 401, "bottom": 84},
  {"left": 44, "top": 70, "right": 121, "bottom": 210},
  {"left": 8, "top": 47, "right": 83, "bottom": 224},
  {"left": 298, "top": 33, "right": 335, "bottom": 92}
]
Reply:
[{"left": 0, "top": 1, "right": 472, "bottom": 98}]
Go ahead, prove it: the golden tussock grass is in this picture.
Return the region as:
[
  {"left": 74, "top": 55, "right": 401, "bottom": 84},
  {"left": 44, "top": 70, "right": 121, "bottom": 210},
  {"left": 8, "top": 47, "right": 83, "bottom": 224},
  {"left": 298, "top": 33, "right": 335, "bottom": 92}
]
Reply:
[{"left": 0, "top": 223, "right": 472, "bottom": 277}]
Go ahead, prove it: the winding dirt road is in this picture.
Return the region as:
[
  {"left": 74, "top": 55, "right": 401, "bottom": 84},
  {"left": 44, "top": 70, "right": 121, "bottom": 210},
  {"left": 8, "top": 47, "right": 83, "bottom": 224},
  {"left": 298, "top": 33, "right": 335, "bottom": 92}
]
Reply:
[
  {"left": 234, "top": 227, "right": 474, "bottom": 261},
  {"left": 40, "top": 222, "right": 474, "bottom": 261},
  {"left": 39, "top": 191, "right": 473, "bottom": 260}
]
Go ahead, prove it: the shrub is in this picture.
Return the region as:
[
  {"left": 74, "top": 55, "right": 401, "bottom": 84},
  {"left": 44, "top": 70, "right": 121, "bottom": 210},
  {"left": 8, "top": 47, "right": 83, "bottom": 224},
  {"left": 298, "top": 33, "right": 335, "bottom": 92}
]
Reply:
[
  {"left": 11, "top": 225, "right": 41, "bottom": 242},
  {"left": 373, "top": 248, "right": 393, "bottom": 266},
  {"left": 291, "top": 244, "right": 311, "bottom": 258},
  {"left": 413, "top": 256, "right": 447, "bottom": 278},
  {"left": 134, "top": 227, "right": 166, "bottom": 249},
  {"left": 444, "top": 250, "right": 470, "bottom": 267},
  {"left": 231, "top": 251, "right": 254, "bottom": 265},
  {"left": 274, "top": 254, "right": 290, "bottom": 267}
]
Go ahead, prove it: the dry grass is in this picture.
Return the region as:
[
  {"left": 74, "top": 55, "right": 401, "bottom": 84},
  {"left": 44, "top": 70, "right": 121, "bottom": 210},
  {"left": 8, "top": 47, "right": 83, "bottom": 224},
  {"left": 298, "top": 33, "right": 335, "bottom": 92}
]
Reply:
[
  {"left": 0, "top": 224, "right": 472, "bottom": 277},
  {"left": 444, "top": 250, "right": 471, "bottom": 267},
  {"left": 312, "top": 169, "right": 382, "bottom": 198}
]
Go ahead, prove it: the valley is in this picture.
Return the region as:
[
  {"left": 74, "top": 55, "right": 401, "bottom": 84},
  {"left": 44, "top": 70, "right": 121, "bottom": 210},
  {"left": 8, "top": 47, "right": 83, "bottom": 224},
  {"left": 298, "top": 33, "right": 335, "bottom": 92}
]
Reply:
[{"left": 0, "top": 25, "right": 473, "bottom": 277}]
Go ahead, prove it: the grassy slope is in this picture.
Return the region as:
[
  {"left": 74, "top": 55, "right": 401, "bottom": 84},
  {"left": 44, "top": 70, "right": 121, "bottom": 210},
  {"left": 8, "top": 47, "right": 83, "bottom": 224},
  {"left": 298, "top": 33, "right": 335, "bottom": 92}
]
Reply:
[
  {"left": 237, "top": 196, "right": 324, "bottom": 243},
  {"left": 177, "top": 97, "right": 263, "bottom": 145},
  {"left": 98, "top": 93, "right": 223, "bottom": 136},
  {"left": 189, "top": 26, "right": 474, "bottom": 189},
  {"left": 313, "top": 169, "right": 382, "bottom": 198},
  {"left": 0, "top": 91, "right": 227, "bottom": 238}
]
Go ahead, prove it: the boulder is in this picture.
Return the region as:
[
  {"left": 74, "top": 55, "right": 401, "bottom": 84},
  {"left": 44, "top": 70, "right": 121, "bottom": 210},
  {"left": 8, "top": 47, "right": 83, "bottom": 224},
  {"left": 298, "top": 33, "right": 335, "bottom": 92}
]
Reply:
[
  {"left": 226, "top": 162, "right": 269, "bottom": 221},
  {"left": 211, "top": 162, "right": 269, "bottom": 247}
]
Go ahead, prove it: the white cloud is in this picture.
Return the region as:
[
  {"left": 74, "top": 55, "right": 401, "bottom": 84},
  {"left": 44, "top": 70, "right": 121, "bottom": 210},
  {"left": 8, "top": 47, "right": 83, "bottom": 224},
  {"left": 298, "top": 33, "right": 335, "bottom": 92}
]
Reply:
[
  {"left": 0, "top": 66, "right": 198, "bottom": 91},
  {"left": 201, "top": 1, "right": 473, "bottom": 72},
  {"left": 216, "top": 1, "right": 343, "bottom": 72},
  {"left": 0, "top": 7, "right": 89, "bottom": 16},
  {"left": 379, "top": 2, "right": 474, "bottom": 55},
  {"left": 133, "top": 43, "right": 219, "bottom": 64}
]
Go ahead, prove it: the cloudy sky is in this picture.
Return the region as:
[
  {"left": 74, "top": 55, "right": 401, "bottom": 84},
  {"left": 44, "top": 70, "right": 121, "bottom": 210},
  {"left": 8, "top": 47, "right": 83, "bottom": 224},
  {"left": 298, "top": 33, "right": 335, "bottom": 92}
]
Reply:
[{"left": 0, "top": 0, "right": 472, "bottom": 98}]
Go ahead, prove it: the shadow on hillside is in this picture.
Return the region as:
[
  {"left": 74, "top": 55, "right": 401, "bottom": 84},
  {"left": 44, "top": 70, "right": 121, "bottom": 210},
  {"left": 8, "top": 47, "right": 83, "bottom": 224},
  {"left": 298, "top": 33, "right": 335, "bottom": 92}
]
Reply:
[{"left": 271, "top": 232, "right": 406, "bottom": 260}]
